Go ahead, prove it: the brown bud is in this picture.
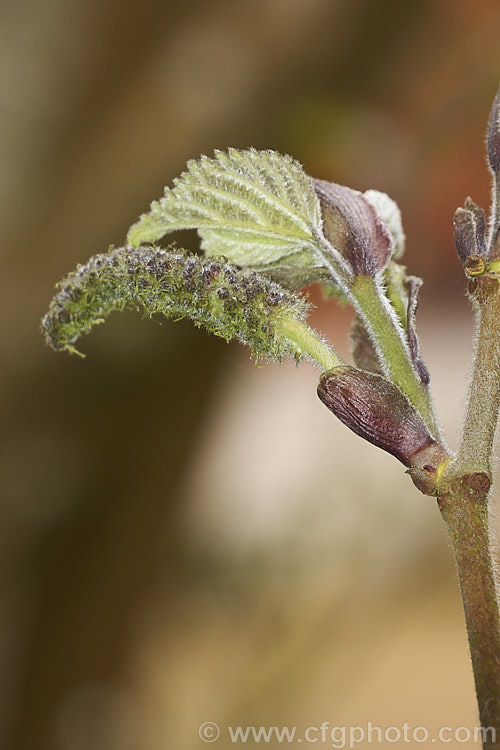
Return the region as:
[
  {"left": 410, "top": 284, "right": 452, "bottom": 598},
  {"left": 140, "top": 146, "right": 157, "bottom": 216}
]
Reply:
[
  {"left": 317, "top": 366, "right": 436, "bottom": 466},
  {"left": 487, "top": 84, "right": 500, "bottom": 173},
  {"left": 313, "top": 179, "right": 392, "bottom": 276},
  {"left": 453, "top": 204, "right": 486, "bottom": 265},
  {"left": 453, "top": 207, "right": 476, "bottom": 264},
  {"left": 463, "top": 197, "right": 486, "bottom": 255}
]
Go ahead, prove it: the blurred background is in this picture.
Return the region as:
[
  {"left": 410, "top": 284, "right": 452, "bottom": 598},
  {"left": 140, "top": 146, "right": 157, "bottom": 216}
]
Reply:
[{"left": 1, "top": 1, "right": 500, "bottom": 748}]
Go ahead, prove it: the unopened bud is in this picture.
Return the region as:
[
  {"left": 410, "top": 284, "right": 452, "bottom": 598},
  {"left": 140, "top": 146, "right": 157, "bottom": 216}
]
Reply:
[
  {"left": 453, "top": 199, "right": 487, "bottom": 266},
  {"left": 317, "top": 366, "right": 445, "bottom": 470},
  {"left": 313, "top": 180, "right": 392, "bottom": 276},
  {"left": 487, "top": 84, "right": 500, "bottom": 172},
  {"left": 463, "top": 197, "right": 486, "bottom": 254}
]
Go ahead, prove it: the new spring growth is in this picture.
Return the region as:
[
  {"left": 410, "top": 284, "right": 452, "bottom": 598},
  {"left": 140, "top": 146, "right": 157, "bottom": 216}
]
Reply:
[
  {"left": 41, "top": 87, "right": 500, "bottom": 741},
  {"left": 313, "top": 179, "right": 393, "bottom": 277},
  {"left": 452, "top": 89, "right": 500, "bottom": 285},
  {"left": 42, "top": 247, "right": 338, "bottom": 369},
  {"left": 487, "top": 84, "right": 500, "bottom": 175},
  {"left": 488, "top": 85, "right": 500, "bottom": 260},
  {"left": 450, "top": 84, "right": 500, "bottom": 483},
  {"left": 318, "top": 367, "right": 449, "bottom": 495},
  {"left": 43, "top": 147, "right": 445, "bottom": 486},
  {"left": 455, "top": 83, "right": 500, "bottom": 276},
  {"left": 310, "top": 176, "right": 438, "bottom": 438}
]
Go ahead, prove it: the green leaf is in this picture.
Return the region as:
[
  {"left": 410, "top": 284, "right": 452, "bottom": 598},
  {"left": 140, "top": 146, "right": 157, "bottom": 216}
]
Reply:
[{"left": 127, "top": 149, "right": 323, "bottom": 266}]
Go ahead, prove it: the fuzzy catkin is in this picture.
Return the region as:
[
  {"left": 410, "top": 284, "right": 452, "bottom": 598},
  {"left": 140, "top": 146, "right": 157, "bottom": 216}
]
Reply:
[{"left": 42, "top": 246, "right": 309, "bottom": 360}]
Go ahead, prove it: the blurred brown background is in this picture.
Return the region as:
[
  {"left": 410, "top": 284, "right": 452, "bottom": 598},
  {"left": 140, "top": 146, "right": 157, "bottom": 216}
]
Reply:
[{"left": 1, "top": 1, "right": 500, "bottom": 748}]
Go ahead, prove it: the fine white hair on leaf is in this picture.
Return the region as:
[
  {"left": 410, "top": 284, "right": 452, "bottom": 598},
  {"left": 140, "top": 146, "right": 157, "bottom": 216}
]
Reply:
[{"left": 127, "top": 148, "right": 324, "bottom": 267}]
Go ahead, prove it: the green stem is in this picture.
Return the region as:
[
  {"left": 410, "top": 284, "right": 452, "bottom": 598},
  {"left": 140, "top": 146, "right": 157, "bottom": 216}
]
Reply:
[
  {"left": 350, "top": 275, "right": 438, "bottom": 436},
  {"left": 384, "top": 261, "right": 408, "bottom": 327},
  {"left": 280, "top": 315, "right": 342, "bottom": 371}
]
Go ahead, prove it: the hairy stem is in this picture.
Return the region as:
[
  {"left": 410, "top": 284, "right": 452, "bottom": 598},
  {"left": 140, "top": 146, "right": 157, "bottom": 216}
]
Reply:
[
  {"left": 280, "top": 316, "right": 342, "bottom": 371},
  {"left": 438, "top": 479, "right": 500, "bottom": 747},
  {"left": 439, "top": 276, "right": 500, "bottom": 746},
  {"left": 457, "top": 278, "right": 500, "bottom": 476},
  {"left": 350, "top": 275, "right": 438, "bottom": 436},
  {"left": 490, "top": 176, "right": 500, "bottom": 257}
]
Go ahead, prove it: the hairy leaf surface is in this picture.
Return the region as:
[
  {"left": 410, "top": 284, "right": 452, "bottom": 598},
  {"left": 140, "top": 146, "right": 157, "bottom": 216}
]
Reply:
[{"left": 128, "top": 149, "right": 323, "bottom": 266}]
